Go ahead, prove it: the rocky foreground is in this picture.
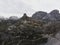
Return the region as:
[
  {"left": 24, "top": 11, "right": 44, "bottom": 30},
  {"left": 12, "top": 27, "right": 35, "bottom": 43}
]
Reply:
[{"left": 0, "top": 14, "right": 48, "bottom": 45}]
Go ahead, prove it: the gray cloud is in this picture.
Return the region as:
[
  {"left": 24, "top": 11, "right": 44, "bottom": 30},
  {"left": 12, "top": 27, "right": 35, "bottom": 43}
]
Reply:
[
  {"left": 0, "top": 0, "right": 60, "bottom": 17},
  {"left": 0, "top": 0, "right": 35, "bottom": 17}
]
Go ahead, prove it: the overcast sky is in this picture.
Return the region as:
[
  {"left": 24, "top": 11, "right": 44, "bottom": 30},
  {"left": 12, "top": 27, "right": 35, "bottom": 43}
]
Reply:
[{"left": 0, "top": 0, "right": 60, "bottom": 17}]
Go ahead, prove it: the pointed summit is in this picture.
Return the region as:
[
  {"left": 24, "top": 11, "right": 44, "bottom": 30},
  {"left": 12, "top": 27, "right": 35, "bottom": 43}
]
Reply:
[
  {"left": 50, "top": 9, "right": 59, "bottom": 15},
  {"left": 20, "top": 13, "right": 29, "bottom": 20},
  {"left": 23, "top": 13, "right": 28, "bottom": 18}
]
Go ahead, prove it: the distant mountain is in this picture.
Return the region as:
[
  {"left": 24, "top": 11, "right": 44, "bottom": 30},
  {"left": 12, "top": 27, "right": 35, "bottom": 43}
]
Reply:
[
  {"left": 32, "top": 11, "right": 47, "bottom": 20},
  {"left": 32, "top": 9, "right": 60, "bottom": 22},
  {"left": 9, "top": 16, "right": 18, "bottom": 20},
  {"left": 49, "top": 9, "right": 60, "bottom": 21}
]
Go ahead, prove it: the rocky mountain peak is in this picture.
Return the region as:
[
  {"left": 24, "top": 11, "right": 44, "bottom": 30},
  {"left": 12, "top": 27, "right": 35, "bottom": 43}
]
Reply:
[
  {"left": 50, "top": 9, "right": 59, "bottom": 15},
  {"left": 21, "top": 13, "right": 28, "bottom": 19},
  {"left": 32, "top": 11, "right": 47, "bottom": 20},
  {"left": 32, "top": 9, "right": 60, "bottom": 22}
]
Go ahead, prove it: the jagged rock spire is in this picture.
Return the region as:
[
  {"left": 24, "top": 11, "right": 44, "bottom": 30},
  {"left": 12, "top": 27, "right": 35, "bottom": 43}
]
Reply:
[
  {"left": 23, "top": 13, "right": 28, "bottom": 18},
  {"left": 20, "top": 13, "right": 29, "bottom": 20}
]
